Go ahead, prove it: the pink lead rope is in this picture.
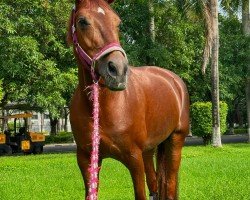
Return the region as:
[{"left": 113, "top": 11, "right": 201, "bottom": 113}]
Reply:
[
  {"left": 71, "top": 5, "right": 126, "bottom": 200},
  {"left": 88, "top": 81, "right": 100, "bottom": 200}
]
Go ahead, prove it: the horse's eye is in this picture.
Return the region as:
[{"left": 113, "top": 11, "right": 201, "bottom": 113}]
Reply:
[{"left": 78, "top": 17, "right": 90, "bottom": 28}]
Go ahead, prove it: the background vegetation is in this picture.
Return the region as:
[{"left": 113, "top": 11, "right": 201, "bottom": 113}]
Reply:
[
  {"left": 0, "top": 144, "right": 249, "bottom": 199},
  {"left": 191, "top": 101, "right": 228, "bottom": 144},
  {"left": 0, "top": 0, "right": 248, "bottom": 135}
]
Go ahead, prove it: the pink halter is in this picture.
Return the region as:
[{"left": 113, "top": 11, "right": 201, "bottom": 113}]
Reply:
[{"left": 71, "top": 5, "right": 127, "bottom": 81}]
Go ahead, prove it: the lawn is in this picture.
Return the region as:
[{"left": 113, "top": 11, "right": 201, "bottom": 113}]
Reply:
[{"left": 0, "top": 144, "right": 249, "bottom": 200}]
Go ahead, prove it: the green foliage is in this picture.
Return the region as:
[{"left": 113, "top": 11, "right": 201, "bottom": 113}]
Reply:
[
  {"left": 232, "top": 128, "right": 248, "bottom": 135},
  {"left": 191, "top": 102, "right": 228, "bottom": 144},
  {"left": 7, "top": 122, "right": 14, "bottom": 131},
  {"left": 219, "top": 15, "right": 249, "bottom": 125},
  {"left": 0, "top": 0, "right": 248, "bottom": 129},
  {"left": 219, "top": 15, "right": 249, "bottom": 101},
  {"left": 191, "top": 102, "right": 212, "bottom": 137},
  {"left": 0, "top": 0, "right": 77, "bottom": 118},
  {"left": 45, "top": 131, "right": 74, "bottom": 144},
  {"left": 220, "top": 102, "right": 228, "bottom": 134}
]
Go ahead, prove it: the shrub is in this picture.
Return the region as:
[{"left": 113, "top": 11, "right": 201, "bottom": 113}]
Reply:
[
  {"left": 232, "top": 128, "right": 248, "bottom": 134},
  {"left": 7, "top": 122, "right": 15, "bottom": 131},
  {"left": 45, "top": 132, "right": 74, "bottom": 144},
  {"left": 191, "top": 101, "right": 228, "bottom": 145}
]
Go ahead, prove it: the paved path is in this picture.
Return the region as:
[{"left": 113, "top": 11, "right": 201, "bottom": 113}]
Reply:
[
  {"left": 185, "top": 134, "right": 248, "bottom": 146},
  {"left": 43, "top": 134, "right": 248, "bottom": 153}
]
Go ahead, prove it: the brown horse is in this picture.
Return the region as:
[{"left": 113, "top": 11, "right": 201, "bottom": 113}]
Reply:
[{"left": 68, "top": 0, "right": 189, "bottom": 199}]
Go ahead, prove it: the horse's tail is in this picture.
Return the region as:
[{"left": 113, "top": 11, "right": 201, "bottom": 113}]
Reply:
[
  {"left": 157, "top": 136, "right": 183, "bottom": 200},
  {"left": 156, "top": 140, "right": 167, "bottom": 199}
]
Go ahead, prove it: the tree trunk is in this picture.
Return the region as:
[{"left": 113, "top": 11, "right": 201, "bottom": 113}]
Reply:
[
  {"left": 228, "top": 110, "right": 235, "bottom": 134},
  {"left": 210, "top": 0, "right": 222, "bottom": 147},
  {"left": 146, "top": 0, "right": 155, "bottom": 65},
  {"left": 148, "top": 0, "right": 155, "bottom": 43},
  {"left": 242, "top": 0, "right": 250, "bottom": 35},
  {"left": 64, "top": 107, "right": 69, "bottom": 132},
  {"left": 50, "top": 117, "right": 58, "bottom": 136},
  {"left": 242, "top": 0, "right": 250, "bottom": 143}
]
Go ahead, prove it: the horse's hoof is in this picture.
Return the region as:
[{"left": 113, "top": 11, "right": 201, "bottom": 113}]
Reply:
[{"left": 149, "top": 192, "right": 158, "bottom": 200}]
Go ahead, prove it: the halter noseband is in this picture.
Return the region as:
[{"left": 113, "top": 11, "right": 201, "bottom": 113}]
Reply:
[{"left": 71, "top": 5, "right": 127, "bottom": 81}]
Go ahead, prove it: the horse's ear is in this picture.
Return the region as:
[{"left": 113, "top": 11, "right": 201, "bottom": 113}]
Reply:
[{"left": 105, "top": 0, "right": 115, "bottom": 4}]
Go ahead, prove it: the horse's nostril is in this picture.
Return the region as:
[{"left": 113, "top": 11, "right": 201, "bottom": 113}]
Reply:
[
  {"left": 107, "top": 61, "right": 117, "bottom": 77},
  {"left": 124, "top": 66, "right": 128, "bottom": 75}
]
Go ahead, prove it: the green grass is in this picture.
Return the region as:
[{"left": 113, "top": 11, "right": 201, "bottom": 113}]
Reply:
[{"left": 0, "top": 144, "right": 249, "bottom": 200}]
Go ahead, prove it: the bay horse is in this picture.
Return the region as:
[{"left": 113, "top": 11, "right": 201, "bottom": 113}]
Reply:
[{"left": 68, "top": 0, "right": 189, "bottom": 199}]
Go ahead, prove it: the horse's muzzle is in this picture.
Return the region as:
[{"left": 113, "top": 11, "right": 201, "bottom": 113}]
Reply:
[{"left": 97, "top": 51, "right": 129, "bottom": 91}]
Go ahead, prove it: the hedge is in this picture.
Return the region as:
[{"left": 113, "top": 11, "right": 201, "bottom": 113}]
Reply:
[
  {"left": 191, "top": 101, "right": 228, "bottom": 145},
  {"left": 45, "top": 132, "right": 74, "bottom": 144},
  {"left": 229, "top": 128, "right": 248, "bottom": 135}
]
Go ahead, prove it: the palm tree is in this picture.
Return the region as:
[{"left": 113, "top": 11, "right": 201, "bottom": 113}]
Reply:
[
  {"left": 178, "top": 0, "right": 222, "bottom": 146},
  {"left": 149, "top": 0, "right": 156, "bottom": 43},
  {"left": 209, "top": 0, "right": 222, "bottom": 147}
]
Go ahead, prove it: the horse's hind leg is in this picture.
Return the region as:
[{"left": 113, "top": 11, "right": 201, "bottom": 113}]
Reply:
[
  {"left": 143, "top": 150, "right": 158, "bottom": 199},
  {"left": 157, "top": 131, "right": 187, "bottom": 200}
]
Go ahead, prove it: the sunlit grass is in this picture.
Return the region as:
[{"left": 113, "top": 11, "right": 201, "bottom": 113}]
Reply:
[{"left": 0, "top": 144, "right": 249, "bottom": 200}]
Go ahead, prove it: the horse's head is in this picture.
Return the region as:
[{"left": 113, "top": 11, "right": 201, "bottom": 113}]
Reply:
[{"left": 68, "top": 0, "right": 128, "bottom": 91}]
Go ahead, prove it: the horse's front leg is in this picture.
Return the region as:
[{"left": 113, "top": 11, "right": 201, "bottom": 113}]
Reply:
[
  {"left": 143, "top": 150, "right": 158, "bottom": 200},
  {"left": 76, "top": 147, "right": 102, "bottom": 199},
  {"left": 124, "top": 148, "right": 147, "bottom": 200}
]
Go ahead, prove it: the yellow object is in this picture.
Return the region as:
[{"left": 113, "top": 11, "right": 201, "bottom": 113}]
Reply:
[
  {"left": 0, "top": 113, "right": 33, "bottom": 119},
  {"left": 29, "top": 132, "right": 45, "bottom": 142},
  {"left": 0, "top": 134, "right": 6, "bottom": 144},
  {"left": 21, "top": 140, "right": 30, "bottom": 150}
]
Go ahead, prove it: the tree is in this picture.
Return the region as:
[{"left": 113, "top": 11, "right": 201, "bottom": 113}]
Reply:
[
  {"left": 219, "top": 15, "right": 248, "bottom": 134},
  {"left": 176, "top": 0, "right": 222, "bottom": 146},
  {"left": 210, "top": 0, "right": 221, "bottom": 147},
  {"left": 221, "top": 0, "right": 250, "bottom": 141},
  {"left": 0, "top": 0, "right": 77, "bottom": 134},
  {"left": 241, "top": 0, "right": 250, "bottom": 142}
]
